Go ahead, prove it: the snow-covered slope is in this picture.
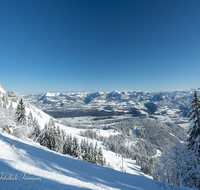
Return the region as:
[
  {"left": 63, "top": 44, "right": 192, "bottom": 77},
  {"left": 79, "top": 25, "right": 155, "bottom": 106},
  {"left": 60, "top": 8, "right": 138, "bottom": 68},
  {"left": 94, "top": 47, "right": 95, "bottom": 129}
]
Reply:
[
  {"left": 0, "top": 132, "right": 194, "bottom": 190},
  {"left": 0, "top": 84, "right": 6, "bottom": 96},
  {"left": 0, "top": 88, "right": 150, "bottom": 177},
  {"left": 0, "top": 86, "right": 196, "bottom": 189}
]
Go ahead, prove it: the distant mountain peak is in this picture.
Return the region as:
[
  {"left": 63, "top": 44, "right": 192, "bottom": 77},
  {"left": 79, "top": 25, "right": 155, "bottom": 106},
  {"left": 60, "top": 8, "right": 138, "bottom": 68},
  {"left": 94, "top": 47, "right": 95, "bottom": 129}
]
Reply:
[{"left": 45, "top": 92, "right": 60, "bottom": 97}]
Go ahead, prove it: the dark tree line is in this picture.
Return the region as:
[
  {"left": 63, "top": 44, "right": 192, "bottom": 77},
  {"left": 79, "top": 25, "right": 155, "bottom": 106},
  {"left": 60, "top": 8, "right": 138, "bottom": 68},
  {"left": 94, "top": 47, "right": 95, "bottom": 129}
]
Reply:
[{"left": 34, "top": 118, "right": 106, "bottom": 166}]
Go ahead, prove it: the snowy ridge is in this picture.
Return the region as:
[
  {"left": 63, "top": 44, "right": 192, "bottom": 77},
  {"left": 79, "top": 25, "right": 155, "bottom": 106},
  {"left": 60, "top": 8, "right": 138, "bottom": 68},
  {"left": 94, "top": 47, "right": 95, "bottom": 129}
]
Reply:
[
  {"left": 45, "top": 92, "right": 61, "bottom": 97},
  {"left": 0, "top": 84, "right": 6, "bottom": 96}
]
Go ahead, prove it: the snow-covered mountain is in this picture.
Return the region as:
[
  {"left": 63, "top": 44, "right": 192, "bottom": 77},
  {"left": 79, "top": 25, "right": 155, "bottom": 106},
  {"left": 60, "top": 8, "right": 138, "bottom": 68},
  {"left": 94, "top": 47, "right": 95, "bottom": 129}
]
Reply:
[
  {"left": 0, "top": 85, "right": 196, "bottom": 189},
  {"left": 24, "top": 89, "right": 195, "bottom": 119},
  {"left": 23, "top": 88, "right": 194, "bottom": 164},
  {"left": 23, "top": 89, "right": 194, "bottom": 153}
]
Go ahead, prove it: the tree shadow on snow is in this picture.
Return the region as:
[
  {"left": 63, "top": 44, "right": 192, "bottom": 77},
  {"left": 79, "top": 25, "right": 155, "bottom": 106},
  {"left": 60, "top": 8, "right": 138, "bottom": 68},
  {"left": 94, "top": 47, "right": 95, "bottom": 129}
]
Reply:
[
  {"left": 0, "top": 160, "right": 92, "bottom": 190},
  {"left": 0, "top": 134, "right": 161, "bottom": 190}
]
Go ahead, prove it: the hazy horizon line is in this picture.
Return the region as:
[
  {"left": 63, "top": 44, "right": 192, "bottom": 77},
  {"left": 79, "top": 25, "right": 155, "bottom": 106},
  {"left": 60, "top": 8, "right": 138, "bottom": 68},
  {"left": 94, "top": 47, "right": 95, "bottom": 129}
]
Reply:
[{"left": 20, "top": 87, "right": 197, "bottom": 96}]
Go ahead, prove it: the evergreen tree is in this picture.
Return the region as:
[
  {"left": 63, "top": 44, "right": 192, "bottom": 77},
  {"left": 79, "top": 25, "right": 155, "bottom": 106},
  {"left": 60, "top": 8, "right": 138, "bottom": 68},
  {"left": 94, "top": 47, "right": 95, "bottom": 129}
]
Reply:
[
  {"left": 186, "top": 89, "right": 200, "bottom": 154},
  {"left": 61, "top": 129, "right": 66, "bottom": 142},
  {"left": 154, "top": 89, "right": 200, "bottom": 189},
  {"left": 72, "top": 136, "right": 80, "bottom": 157},
  {"left": 89, "top": 142, "right": 94, "bottom": 163},
  {"left": 93, "top": 142, "right": 98, "bottom": 164},
  {"left": 28, "top": 114, "right": 41, "bottom": 141},
  {"left": 3, "top": 96, "right": 7, "bottom": 109},
  {"left": 27, "top": 111, "right": 34, "bottom": 125},
  {"left": 5, "top": 93, "right": 9, "bottom": 105},
  {"left": 97, "top": 146, "right": 104, "bottom": 166},
  {"left": 48, "top": 118, "right": 55, "bottom": 128},
  {"left": 82, "top": 140, "right": 89, "bottom": 162},
  {"left": 8, "top": 102, "right": 14, "bottom": 113},
  {"left": 2, "top": 93, "right": 9, "bottom": 106},
  {"left": 37, "top": 119, "right": 61, "bottom": 151},
  {"left": 37, "top": 123, "right": 49, "bottom": 147},
  {"left": 103, "top": 158, "right": 107, "bottom": 166},
  {"left": 63, "top": 134, "right": 73, "bottom": 155},
  {"left": 0, "top": 97, "right": 2, "bottom": 108},
  {"left": 32, "top": 124, "right": 41, "bottom": 141},
  {"left": 54, "top": 126, "right": 64, "bottom": 153},
  {"left": 49, "top": 126, "right": 56, "bottom": 150},
  {"left": 15, "top": 98, "right": 26, "bottom": 125},
  {"left": 38, "top": 123, "right": 56, "bottom": 150},
  {"left": 185, "top": 89, "right": 200, "bottom": 189}
]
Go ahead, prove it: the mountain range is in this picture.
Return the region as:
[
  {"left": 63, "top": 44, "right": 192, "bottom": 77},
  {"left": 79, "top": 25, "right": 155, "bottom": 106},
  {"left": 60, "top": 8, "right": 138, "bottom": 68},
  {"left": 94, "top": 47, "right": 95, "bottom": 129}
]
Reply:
[{"left": 24, "top": 89, "right": 196, "bottom": 120}]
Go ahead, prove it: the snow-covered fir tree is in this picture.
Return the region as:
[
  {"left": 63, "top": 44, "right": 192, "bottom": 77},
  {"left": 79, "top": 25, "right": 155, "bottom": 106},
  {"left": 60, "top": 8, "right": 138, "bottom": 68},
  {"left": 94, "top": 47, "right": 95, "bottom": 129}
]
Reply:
[
  {"left": 153, "top": 140, "right": 189, "bottom": 186},
  {"left": 27, "top": 111, "right": 34, "bottom": 126},
  {"left": 88, "top": 142, "right": 94, "bottom": 163},
  {"left": 185, "top": 89, "right": 200, "bottom": 189},
  {"left": 97, "top": 146, "right": 104, "bottom": 166},
  {"left": 15, "top": 98, "right": 26, "bottom": 125},
  {"left": 2, "top": 93, "right": 9, "bottom": 107},
  {"left": 38, "top": 121, "right": 65, "bottom": 152},
  {"left": 26, "top": 111, "right": 41, "bottom": 140},
  {"left": 31, "top": 123, "right": 41, "bottom": 141},
  {"left": 82, "top": 140, "right": 89, "bottom": 162},
  {"left": 71, "top": 136, "right": 80, "bottom": 157},
  {"left": 154, "top": 89, "right": 200, "bottom": 189},
  {"left": 93, "top": 142, "right": 98, "bottom": 164},
  {"left": 63, "top": 134, "right": 73, "bottom": 155},
  {"left": 54, "top": 126, "right": 65, "bottom": 153},
  {"left": 8, "top": 102, "right": 14, "bottom": 114},
  {"left": 0, "top": 96, "right": 2, "bottom": 108},
  {"left": 186, "top": 88, "right": 200, "bottom": 154}
]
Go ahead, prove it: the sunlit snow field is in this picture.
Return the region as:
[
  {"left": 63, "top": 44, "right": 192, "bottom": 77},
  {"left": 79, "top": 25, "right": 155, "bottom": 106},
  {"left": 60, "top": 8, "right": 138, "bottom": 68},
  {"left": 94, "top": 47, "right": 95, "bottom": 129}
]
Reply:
[{"left": 0, "top": 132, "right": 194, "bottom": 190}]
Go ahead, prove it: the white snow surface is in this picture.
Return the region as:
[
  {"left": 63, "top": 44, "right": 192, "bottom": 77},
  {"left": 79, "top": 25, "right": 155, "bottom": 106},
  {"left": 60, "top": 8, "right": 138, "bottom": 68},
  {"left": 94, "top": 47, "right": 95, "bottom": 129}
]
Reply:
[
  {"left": 0, "top": 85, "right": 6, "bottom": 95},
  {"left": 0, "top": 133, "right": 194, "bottom": 190},
  {"left": 45, "top": 92, "right": 60, "bottom": 97},
  {"left": 92, "top": 129, "right": 121, "bottom": 138}
]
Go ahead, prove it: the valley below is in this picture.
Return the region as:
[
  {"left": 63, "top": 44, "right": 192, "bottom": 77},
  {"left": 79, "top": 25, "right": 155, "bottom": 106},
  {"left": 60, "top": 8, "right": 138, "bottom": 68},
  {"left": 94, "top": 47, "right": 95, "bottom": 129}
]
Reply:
[
  {"left": 25, "top": 89, "right": 192, "bottom": 130},
  {"left": 24, "top": 89, "right": 193, "bottom": 157}
]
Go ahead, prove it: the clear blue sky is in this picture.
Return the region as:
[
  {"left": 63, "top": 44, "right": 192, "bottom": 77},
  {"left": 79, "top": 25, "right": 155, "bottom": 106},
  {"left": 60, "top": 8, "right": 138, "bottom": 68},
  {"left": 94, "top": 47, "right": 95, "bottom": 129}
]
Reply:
[{"left": 0, "top": 0, "right": 200, "bottom": 95}]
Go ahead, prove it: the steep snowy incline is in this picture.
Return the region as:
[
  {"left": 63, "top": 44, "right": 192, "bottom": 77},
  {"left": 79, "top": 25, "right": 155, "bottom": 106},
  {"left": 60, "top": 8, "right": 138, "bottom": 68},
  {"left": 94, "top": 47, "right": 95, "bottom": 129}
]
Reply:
[
  {"left": 0, "top": 133, "right": 194, "bottom": 190},
  {"left": 0, "top": 84, "right": 6, "bottom": 96}
]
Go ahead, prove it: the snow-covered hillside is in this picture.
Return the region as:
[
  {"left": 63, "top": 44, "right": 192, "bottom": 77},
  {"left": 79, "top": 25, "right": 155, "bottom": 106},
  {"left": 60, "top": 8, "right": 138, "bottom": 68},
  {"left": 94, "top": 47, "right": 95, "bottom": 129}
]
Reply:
[
  {"left": 0, "top": 85, "right": 196, "bottom": 189},
  {"left": 0, "top": 84, "right": 6, "bottom": 95},
  {"left": 0, "top": 132, "right": 194, "bottom": 190}
]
